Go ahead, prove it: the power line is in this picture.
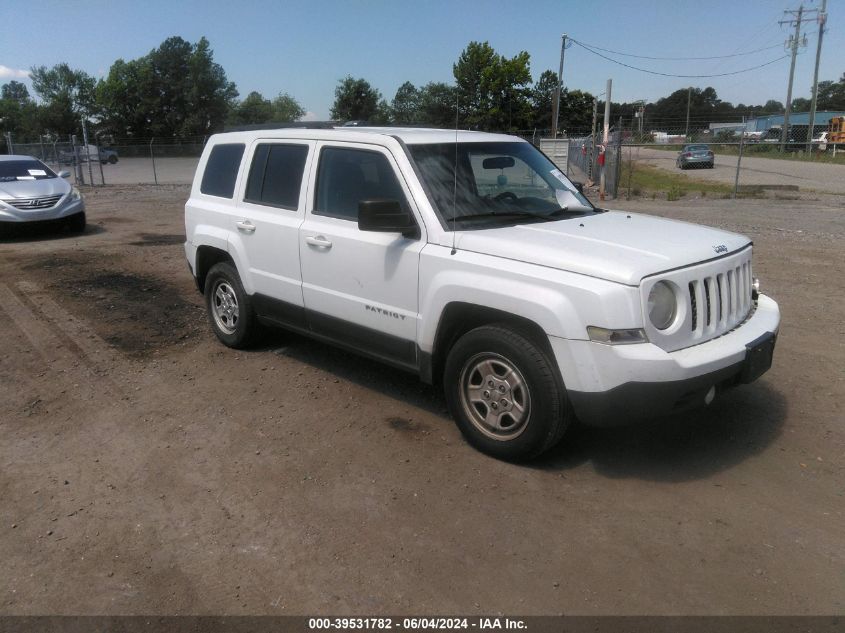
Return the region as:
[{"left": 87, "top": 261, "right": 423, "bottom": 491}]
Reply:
[
  {"left": 567, "top": 40, "right": 783, "bottom": 61},
  {"left": 570, "top": 39, "right": 791, "bottom": 78}
]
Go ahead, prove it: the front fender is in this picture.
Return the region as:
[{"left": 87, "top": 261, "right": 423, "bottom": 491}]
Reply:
[{"left": 418, "top": 245, "right": 641, "bottom": 351}]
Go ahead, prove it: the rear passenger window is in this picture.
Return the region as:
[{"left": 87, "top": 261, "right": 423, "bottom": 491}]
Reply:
[
  {"left": 314, "top": 147, "right": 407, "bottom": 221},
  {"left": 245, "top": 144, "right": 308, "bottom": 209},
  {"left": 200, "top": 143, "right": 245, "bottom": 198}
]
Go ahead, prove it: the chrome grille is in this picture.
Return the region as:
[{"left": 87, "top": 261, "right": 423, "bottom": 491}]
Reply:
[
  {"left": 642, "top": 246, "right": 754, "bottom": 352},
  {"left": 688, "top": 261, "right": 753, "bottom": 336},
  {"left": 3, "top": 195, "right": 63, "bottom": 210}
]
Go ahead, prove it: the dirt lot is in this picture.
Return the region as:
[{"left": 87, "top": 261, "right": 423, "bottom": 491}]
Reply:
[{"left": 0, "top": 185, "right": 843, "bottom": 615}]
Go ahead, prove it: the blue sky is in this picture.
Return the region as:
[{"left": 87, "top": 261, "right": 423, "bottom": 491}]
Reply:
[{"left": 1, "top": 0, "right": 840, "bottom": 121}]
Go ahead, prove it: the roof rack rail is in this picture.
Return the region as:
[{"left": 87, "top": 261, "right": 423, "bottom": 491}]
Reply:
[{"left": 223, "top": 121, "right": 338, "bottom": 132}]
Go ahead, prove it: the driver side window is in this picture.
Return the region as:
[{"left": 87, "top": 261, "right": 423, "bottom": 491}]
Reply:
[{"left": 314, "top": 147, "right": 408, "bottom": 221}]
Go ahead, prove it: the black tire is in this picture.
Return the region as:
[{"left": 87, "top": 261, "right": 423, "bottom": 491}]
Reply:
[
  {"left": 204, "top": 262, "right": 259, "bottom": 349},
  {"left": 443, "top": 324, "right": 572, "bottom": 461},
  {"left": 67, "top": 212, "right": 86, "bottom": 233},
  {"left": 108, "top": 155, "right": 118, "bottom": 164}
]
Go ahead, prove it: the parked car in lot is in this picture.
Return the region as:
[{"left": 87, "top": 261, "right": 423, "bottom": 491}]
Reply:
[
  {"left": 677, "top": 144, "right": 714, "bottom": 169},
  {"left": 59, "top": 145, "right": 119, "bottom": 165},
  {"left": 184, "top": 127, "right": 780, "bottom": 460},
  {"left": 0, "top": 155, "right": 86, "bottom": 232}
]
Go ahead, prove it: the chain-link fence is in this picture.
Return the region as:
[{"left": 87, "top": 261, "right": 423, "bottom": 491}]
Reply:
[
  {"left": 527, "top": 123, "right": 845, "bottom": 201},
  {"left": 3, "top": 134, "right": 207, "bottom": 187},
  {"left": 5, "top": 126, "right": 843, "bottom": 199}
]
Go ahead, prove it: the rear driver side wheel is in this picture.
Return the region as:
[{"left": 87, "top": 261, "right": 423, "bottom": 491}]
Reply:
[
  {"left": 204, "top": 262, "right": 258, "bottom": 349},
  {"left": 444, "top": 324, "right": 572, "bottom": 460}
]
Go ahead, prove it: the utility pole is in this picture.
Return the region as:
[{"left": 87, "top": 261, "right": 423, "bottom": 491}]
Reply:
[
  {"left": 685, "top": 87, "right": 692, "bottom": 138},
  {"left": 551, "top": 34, "right": 570, "bottom": 139},
  {"left": 779, "top": 5, "right": 812, "bottom": 151},
  {"left": 806, "top": 0, "right": 827, "bottom": 151}
]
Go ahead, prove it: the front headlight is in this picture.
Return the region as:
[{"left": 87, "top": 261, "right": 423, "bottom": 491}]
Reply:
[
  {"left": 647, "top": 281, "right": 677, "bottom": 330},
  {"left": 70, "top": 187, "right": 81, "bottom": 201},
  {"left": 587, "top": 326, "right": 648, "bottom": 345}
]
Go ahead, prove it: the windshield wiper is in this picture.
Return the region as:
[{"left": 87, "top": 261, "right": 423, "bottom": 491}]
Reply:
[{"left": 450, "top": 207, "right": 587, "bottom": 222}]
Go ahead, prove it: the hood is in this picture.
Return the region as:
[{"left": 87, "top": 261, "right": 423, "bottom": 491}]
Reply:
[
  {"left": 449, "top": 210, "right": 751, "bottom": 285},
  {"left": 0, "top": 178, "right": 70, "bottom": 200}
]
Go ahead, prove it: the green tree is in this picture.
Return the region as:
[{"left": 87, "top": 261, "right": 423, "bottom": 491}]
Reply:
[
  {"left": 96, "top": 58, "right": 149, "bottom": 136},
  {"left": 791, "top": 97, "right": 811, "bottom": 113},
  {"left": 272, "top": 92, "right": 305, "bottom": 122},
  {"left": 453, "top": 41, "right": 498, "bottom": 129},
  {"left": 330, "top": 76, "right": 381, "bottom": 121},
  {"left": 1, "top": 82, "right": 39, "bottom": 140},
  {"left": 817, "top": 73, "right": 845, "bottom": 111},
  {"left": 531, "top": 70, "right": 559, "bottom": 129},
  {"left": 762, "top": 99, "right": 784, "bottom": 113},
  {"left": 30, "top": 63, "right": 97, "bottom": 135},
  {"left": 417, "top": 82, "right": 457, "bottom": 128},
  {"left": 453, "top": 41, "right": 532, "bottom": 131},
  {"left": 97, "top": 36, "right": 237, "bottom": 137},
  {"left": 2, "top": 81, "right": 30, "bottom": 104},
  {"left": 237, "top": 91, "right": 274, "bottom": 124},
  {"left": 559, "top": 89, "right": 595, "bottom": 132},
  {"left": 391, "top": 81, "right": 420, "bottom": 124}
]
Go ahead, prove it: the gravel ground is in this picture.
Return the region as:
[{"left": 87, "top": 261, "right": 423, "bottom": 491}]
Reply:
[{"left": 0, "top": 185, "right": 843, "bottom": 615}]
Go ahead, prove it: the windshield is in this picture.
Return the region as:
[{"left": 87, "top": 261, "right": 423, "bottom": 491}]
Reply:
[
  {"left": 408, "top": 142, "right": 594, "bottom": 229},
  {"left": 686, "top": 145, "right": 709, "bottom": 152},
  {"left": 0, "top": 159, "right": 57, "bottom": 182}
]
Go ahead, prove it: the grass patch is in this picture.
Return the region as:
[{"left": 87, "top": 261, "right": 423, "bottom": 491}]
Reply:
[{"left": 623, "top": 162, "right": 733, "bottom": 198}]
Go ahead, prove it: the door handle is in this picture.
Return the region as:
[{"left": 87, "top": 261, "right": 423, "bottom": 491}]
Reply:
[
  {"left": 305, "top": 235, "right": 333, "bottom": 249},
  {"left": 236, "top": 220, "right": 256, "bottom": 234}
]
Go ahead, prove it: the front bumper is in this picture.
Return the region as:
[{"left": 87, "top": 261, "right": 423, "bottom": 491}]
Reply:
[
  {"left": 0, "top": 197, "right": 85, "bottom": 224},
  {"left": 551, "top": 294, "right": 780, "bottom": 426},
  {"left": 679, "top": 156, "right": 713, "bottom": 167}
]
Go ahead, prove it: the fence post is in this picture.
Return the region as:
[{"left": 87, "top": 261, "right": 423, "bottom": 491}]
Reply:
[
  {"left": 82, "top": 117, "right": 95, "bottom": 187},
  {"left": 97, "top": 148, "right": 106, "bottom": 185},
  {"left": 733, "top": 132, "right": 745, "bottom": 199},
  {"left": 71, "top": 134, "right": 84, "bottom": 185},
  {"left": 613, "top": 116, "right": 623, "bottom": 199},
  {"left": 150, "top": 138, "right": 158, "bottom": 185}
]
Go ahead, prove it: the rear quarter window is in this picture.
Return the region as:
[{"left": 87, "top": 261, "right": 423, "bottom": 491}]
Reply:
[
  {"left": 244, "top": 144, "right": 309, "bottom": 209},
  {"left": 200, "top": 143, "right": 245, "bottom": 198}
]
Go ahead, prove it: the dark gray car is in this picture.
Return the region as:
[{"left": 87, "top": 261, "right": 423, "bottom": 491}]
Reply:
[
  {"left": 0, "top": 155, "right": 86, "bottom": 232},
  {"left": 676, "top": 144, "right": 714, "bottom": 169}
]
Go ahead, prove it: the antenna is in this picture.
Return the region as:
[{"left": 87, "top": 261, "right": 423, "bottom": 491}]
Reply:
[{"left": 450, "top": 91, "right": 458, "bottom": 255}]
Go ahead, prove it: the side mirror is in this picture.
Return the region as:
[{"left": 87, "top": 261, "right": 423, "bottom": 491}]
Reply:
[
  {"left": 59, "top": 171, "right": 71, "bottom": 179},
  {"left": 358, "top": 199, "right": 419, "bottom": 239}
]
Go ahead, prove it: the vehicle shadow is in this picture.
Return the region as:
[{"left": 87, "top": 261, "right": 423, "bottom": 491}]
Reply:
[
  {"left": 254, "top": 328, "right": 787, "bottom": 481},
  {"left": 0, "top": 223, "right": 105, "bottom": 243},
  {"left": 532, "top": 382, "right": 787, "bottom": 482},
  {"left": 255, "top": 328, "right": 448, "bottom": 417}
]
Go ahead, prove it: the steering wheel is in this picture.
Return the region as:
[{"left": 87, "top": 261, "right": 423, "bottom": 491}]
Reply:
[{"left": 493, "top": 191, "right": 518, "bottom": 202}]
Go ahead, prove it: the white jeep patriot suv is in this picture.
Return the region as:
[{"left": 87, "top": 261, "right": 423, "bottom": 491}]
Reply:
[{"left": 184, "top": 127, "right": 780, "bottom": 460}]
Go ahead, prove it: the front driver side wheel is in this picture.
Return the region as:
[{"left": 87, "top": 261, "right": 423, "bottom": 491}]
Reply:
[{"left": 444, "top": 324, "right": 572, "bottom": 460}]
